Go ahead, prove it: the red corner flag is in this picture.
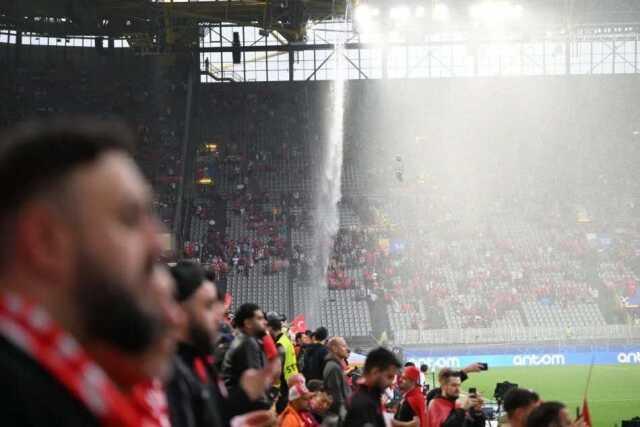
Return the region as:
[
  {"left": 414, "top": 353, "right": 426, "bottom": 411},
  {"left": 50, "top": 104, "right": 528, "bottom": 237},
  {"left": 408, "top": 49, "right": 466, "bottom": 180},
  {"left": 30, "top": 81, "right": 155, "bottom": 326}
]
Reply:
[
  {"left": 581, "top": 398, "right": 592, "bottom": 427},
  {"left": 290, "top": 315, "right": 307, "bottom": 335}
]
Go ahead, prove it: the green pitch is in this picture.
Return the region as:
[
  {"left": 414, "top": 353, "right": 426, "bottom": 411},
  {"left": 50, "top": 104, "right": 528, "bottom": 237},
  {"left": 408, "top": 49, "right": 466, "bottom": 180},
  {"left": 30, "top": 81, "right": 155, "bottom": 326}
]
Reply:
[{"left": 460, "top": 365, "right": 640, "bottom": 426}]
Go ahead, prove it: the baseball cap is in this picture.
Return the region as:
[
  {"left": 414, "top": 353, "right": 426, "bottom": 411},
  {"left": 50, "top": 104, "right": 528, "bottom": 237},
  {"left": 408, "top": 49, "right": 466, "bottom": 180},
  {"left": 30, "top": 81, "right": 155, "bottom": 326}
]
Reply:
[{"left": 402, "top": 366, "right": 421, "bottom": 384}]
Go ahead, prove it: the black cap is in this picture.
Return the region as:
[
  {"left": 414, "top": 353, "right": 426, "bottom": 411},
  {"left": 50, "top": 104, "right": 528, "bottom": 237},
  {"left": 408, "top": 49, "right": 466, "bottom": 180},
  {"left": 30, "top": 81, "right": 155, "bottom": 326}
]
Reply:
[
  {"left": 503, "top": 388, "right": 540, "bottom": 415},
  {"left": 266, "top": 311, "right": 283, "bottom": 330}
]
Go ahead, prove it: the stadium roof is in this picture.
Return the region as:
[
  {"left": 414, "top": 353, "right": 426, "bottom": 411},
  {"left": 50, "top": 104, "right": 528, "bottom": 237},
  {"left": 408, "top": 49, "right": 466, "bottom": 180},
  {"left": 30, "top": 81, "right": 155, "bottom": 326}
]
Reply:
[{"left": 1, "top": 1, "right": 640, "bottom": 48}]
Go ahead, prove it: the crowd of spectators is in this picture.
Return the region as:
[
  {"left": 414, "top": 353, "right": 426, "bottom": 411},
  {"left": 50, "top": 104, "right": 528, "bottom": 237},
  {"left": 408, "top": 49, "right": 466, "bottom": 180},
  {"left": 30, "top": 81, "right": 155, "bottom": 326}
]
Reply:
[{"left": 1, "top": 49, "right": 187, "bottom": 233}]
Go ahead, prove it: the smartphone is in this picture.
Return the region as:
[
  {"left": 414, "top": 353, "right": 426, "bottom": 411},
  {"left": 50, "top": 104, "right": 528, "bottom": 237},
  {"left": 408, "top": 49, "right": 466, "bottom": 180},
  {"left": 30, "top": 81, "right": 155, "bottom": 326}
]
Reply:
[
  {"left": 479, "top": 363, "right": 488, "bottom": 371},
  {"left": 469, "top": 387, "right": 477, "bottom": 395}
]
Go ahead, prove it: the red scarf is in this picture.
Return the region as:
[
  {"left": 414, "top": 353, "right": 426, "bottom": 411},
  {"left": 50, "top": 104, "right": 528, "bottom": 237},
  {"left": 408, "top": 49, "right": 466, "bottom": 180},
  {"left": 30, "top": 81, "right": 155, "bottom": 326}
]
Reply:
[{"left": 0, "top": 291, "right": 166, "bottom": 427}]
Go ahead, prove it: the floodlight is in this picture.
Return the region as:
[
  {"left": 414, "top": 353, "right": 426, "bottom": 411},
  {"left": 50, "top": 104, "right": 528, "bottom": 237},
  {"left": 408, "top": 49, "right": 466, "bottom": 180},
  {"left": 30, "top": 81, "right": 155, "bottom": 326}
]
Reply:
[{"left": 433, "top": 3, "right": 450, "bottom": 22}]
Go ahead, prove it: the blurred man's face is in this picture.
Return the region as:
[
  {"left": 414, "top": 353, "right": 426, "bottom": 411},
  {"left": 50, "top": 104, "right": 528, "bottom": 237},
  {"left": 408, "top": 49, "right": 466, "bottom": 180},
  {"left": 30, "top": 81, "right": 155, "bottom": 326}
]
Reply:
[
  {"left": 509, "top": 400, "right": 541, "bottom": 427},
  {"left": 184, "top": 281, "right": 224, "bottom": 354},
  {"left": 331, "top": 338, "right": 349, "bottom": 359},
  {"left": 399, "top": 376, "right": 415, "bottom": 393},
  {"left": 69, "top": 152, "right": 165, "bottom": 354},
  {"left": 558, "top": 408, "right": 573, "bottom": 426},
  {"left": 140, "top": 265, "right": 184, "bottom": 380},
  {"left": 302, "top": 334, "right": 312, "bottom": 345},
  {"left": 372, "top": 366, "right": 399, "bottom": 391},
  {"left": 296, "top": 395, "right": 312, "bottom": 412},
  {"left": 442, "top": 376, "right": 462, "bottom": 399},
  {"left": 521, "top": 400, "right": 541, "bottom": 420},
  {"left": 246, "top": 310, "right": 266, "bottom": 337}
]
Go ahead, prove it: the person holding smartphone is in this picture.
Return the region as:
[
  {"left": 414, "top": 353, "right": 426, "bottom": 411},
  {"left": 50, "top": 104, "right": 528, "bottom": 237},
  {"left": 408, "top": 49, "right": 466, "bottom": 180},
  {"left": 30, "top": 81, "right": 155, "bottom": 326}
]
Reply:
[
  {"left": 426, "top": 363, "right": 487, "bottom": 405},
  {"left": 427, "top": 370, "right": 486, "bottom": 427}
]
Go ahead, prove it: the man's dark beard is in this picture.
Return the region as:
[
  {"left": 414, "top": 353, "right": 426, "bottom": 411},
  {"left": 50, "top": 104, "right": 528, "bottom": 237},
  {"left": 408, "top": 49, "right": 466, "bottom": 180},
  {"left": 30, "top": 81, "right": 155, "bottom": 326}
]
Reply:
[
  {"left": 73, "top": 254, "right": 164, "bottom": 354},
  {"left": 189, "top": 322, "right": 215, "bottom": 355}
]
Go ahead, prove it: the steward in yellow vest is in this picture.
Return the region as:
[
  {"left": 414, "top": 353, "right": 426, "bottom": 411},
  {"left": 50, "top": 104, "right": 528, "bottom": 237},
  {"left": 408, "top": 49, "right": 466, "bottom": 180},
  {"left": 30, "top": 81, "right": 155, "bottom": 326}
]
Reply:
[{"left": 266, "top": 312, "right": 299, "bottom": 413}]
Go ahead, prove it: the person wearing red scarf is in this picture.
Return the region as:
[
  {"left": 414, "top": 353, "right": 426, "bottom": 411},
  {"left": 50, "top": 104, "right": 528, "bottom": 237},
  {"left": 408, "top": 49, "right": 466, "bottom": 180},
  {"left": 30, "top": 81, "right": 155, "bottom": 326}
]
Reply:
[
  {"left": 0, "top": 118, "right": 176, "bottom": 427},
  {"left": 394, "top": 366, "right": 428, "bottom": 427}
]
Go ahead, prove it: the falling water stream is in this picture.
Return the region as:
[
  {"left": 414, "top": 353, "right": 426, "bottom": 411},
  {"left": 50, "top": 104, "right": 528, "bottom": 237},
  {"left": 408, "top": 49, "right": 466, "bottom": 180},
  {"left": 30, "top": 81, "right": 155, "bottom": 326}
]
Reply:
[{"left": 307, "top": 9, "right": 349, "bottom": 329}]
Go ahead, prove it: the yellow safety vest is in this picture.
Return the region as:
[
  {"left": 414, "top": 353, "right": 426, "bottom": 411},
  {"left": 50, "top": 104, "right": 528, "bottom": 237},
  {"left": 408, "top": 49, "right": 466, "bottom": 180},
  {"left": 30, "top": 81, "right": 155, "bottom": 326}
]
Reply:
[{"left": 277, "top": 333, "right": 299, "bottom": 382}]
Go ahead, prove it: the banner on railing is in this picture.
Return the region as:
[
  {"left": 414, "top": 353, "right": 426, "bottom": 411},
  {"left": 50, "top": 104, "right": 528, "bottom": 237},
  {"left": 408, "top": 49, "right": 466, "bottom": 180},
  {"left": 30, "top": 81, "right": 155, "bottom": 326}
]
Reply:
[{"left": 405, "top": 348, "right": 640, "bottom": 368}]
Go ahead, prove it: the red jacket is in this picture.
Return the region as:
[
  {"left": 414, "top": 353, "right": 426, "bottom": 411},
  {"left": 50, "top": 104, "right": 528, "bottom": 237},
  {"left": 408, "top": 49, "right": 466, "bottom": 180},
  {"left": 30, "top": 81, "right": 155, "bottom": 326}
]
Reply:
[
  {"left": 427, "top": 395, "right": 457, "bottom": 427},
  {"left": 404, "top": 386, "right": 428, "bottom": 427}
]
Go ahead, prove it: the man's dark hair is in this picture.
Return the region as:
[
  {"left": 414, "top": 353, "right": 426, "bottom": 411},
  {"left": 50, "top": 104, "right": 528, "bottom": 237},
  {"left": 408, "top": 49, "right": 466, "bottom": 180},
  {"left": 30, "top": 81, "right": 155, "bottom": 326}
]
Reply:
[
  {"left": 420, "top": 364, "right": 429, "bottom": 373},
  {"left": 171, "top": 261, "right": 206, "bottom": 302},
  {"left": 234, "top": 303, "right": 261, "bottom": 331},
  {"left": 295, "top": 332, "right": 304, "bottom": 341},
  {"left": 439, "top": 369, "right": 461, "bottom": 383},
  {"left": 526, "top": 401, "right": 566, "bottom": 427},
  {"left": 304, "top": 330, "right": 312, "bottom": 336},
  {"left": 0, "top": 117, "right": 135, "bottom": 265},
  {"left": 313, "top": 326, "right": 328, "bottom": 342},
  {"left": 504, "top": 388, "right": 540, "bottom": 416},
  {"left": 307, "top": 379, "right": 325, "bottom": 392},
  {"left": 404, "top": 362, "right": 416, "bottom": 367},
  {"left": 363, "top": 347, "right": 401, "bottom": 374}
]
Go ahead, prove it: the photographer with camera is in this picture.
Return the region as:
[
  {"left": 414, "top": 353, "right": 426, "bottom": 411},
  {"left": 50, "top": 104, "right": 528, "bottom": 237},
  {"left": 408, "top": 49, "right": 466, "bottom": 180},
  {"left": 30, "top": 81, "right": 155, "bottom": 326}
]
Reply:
[{"left": 427, "top": 370, "right": 486, "bottom": 427}]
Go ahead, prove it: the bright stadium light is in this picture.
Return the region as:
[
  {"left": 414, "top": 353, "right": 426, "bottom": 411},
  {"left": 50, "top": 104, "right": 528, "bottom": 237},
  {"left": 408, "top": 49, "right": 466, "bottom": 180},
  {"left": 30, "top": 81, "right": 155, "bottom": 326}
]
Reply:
[
  {"left": 415, "top": 6, "right": 426, "bottom": 18},
  {"left": 433, "top": 2, "right": 450, "bottom": 22},
  {"left": 390, "top": 6, "right": 411, "bottom": 21},
  {"left": 354, "top": 3, "right": 380, "bottom": 33},
  {"left": 469, "top": 1, "right": 524, "bottom": 23}
]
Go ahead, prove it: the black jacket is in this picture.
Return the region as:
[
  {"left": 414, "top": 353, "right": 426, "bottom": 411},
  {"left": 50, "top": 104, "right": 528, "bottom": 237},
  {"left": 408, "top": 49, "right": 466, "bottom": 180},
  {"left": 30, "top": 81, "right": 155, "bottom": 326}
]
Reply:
[
  {"left": 167, "top": 342, "right": 266, "bottom": 427},
  {"left": 322, "top": 354, "right": 351, "bottom": 418},
  {"left": 0, "top": 336, "right": 101, "bottom": 427},
  {"left": 166, "top": 351, "right": 221, "bottom": 427},
  {"left": 222, "top": 332, "right": 266, "bottom": 396},
  {"left": 344, "top": 383, "right": 386, "bottom": 427},
  {"left": 300, "top": 342, "right": 328, "bottom": 381}
]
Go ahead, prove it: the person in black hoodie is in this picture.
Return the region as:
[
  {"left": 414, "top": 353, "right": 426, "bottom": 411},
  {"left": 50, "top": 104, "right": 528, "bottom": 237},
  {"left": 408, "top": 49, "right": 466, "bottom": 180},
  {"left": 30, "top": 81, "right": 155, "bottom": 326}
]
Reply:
[
  {"left": 300, "top": 326, "right": 329, "bottom": 381},
  {"left": 344, "top": 347, "right": 402, "bottom": 427},
  {"left": 167, "top": 262, "right": 274, "bottom": 427}
]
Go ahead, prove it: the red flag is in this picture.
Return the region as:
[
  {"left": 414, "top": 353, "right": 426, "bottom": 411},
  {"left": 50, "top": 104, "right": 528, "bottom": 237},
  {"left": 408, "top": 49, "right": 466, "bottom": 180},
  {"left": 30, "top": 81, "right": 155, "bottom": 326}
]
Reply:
[
  {"left": 223, "top": 293, "right": 232, "bottom": 310},
  {"left": 581, "top": 398, "right": 592, "bottom": 427},
  {"left": 290, "top": 314, "right": 307, "bottom": 335}
]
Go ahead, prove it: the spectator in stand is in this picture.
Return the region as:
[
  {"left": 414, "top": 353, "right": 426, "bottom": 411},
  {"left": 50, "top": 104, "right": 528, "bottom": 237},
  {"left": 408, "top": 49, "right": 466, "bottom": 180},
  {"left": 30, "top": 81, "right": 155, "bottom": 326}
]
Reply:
[
  {"left": 0, "top": 118, "right": 172, "bottom": 426},
  {"left": 393, "top": 366, "right": 427, "bottom": 427},
  {"left": 344, "top": 347, "right": 402, "bottom": 427},
  {"left": 279, "top": 375, "right": 317, "bottom": 427},
  {"left": 322, "top": 336, "right": 351, "bottom": 422},
  {"left": 223, "top": 303, "right": 272, "bottom": 405},
  {"left": 167, "top": 262, "right": 274, "bottom": 427},
  {"left": 426, "top": 364, "right": 484, "bottom": 404},
  {"left": 300, "top": 327, "right": 329, "bottom": 381},
  {"left": 266, "top": 312, "right": 299, "bottom": 414},
  {"left": 503, "top": 388, "right": 541, "bottom": 427},
  {"left": 427, "top": 370, "right": 486, "bottom": 427},
  {"left": 419, "top": 365, "right": 429, "bottom": 393},
  {"left": 525, "top": 402, "right": 583, "bottom": 427}
]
